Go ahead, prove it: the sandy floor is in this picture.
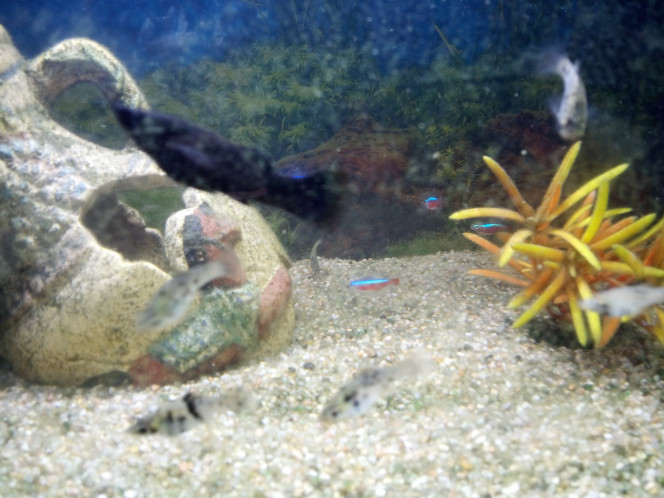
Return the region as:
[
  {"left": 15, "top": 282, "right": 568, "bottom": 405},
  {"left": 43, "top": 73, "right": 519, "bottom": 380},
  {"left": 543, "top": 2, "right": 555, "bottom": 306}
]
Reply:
[{"left": 1, "top": 251, "right": 663, "bottom": 497}]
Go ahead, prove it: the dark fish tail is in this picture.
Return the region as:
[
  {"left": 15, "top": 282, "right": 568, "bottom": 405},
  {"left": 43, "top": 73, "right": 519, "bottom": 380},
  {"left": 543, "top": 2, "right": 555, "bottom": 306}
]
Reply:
[
  {"left": 111, "top": 103, "right": 271, "bottom": 196},
  {"left": 264, "top": 169, "right": 346, "bottom": 224},
  {"left": 112, "top": 102, "right": 345, "bottom": 224}
]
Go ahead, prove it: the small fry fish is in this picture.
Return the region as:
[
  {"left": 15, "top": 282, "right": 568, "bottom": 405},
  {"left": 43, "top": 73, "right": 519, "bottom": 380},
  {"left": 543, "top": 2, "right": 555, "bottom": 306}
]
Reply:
[
  {"left": 320, "top": 350, "right": 434, "bottom": 422},
  {"left": 348, "top": 277, "right": 400, "bottom": 291},
  {"left": 538, "top": 51, "right": 587, "bottom": 141},
  {"left": 310, "top": 237, "right": 324, "bottom": 275},
  {"left": 136, "top": 260, "right": 230, "bottom": 332},
  {"left": 128, "top": 388, "right": 256, "bottom": 436},
  {"left": 579, "top": 284, "right": 664, "bottom": 317},
  {"left": 471, "top": 222, "right": 511, "bottom": 234}
]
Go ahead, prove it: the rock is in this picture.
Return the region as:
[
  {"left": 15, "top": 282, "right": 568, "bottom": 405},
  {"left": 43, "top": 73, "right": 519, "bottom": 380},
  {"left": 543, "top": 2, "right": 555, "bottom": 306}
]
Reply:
[
  {"left": 125, "top": 190, "right": 294, "bottom": 387},
  {"left": 0, "top": 24, "right": 294, "bottom": 386}
]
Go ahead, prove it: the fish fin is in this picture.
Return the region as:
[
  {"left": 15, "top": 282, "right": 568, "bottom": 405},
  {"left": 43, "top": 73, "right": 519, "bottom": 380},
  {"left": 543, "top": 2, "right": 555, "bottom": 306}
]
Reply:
[
  {"left": 547, "top": 95, "right": 562, "bottom": 115},
  {"left": 113, "top": 102, "right": 348, "bottom": 222},
  {"left": 264, "top": 169, "right": 347, "bottom": 225},
  {"left": 112, "top": 102, "right": 272, "bottom": 194},
  {"left": 393, "top": 348, "right": 436, "bottom": 379},
  {"left": 534, "top": 47, "right": 568, "bottom": 75}
]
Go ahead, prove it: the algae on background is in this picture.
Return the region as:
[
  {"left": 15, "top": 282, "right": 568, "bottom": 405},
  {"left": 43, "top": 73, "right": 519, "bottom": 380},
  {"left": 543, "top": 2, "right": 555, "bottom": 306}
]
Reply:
[
  {"left": 138, "top": 42, "right": 550, "bottom": 161},
  {"left": 381, "top": 228, "right": 474, "bottom": 258},
  {"left": 47, "top": 38, "right": 645, "bottom": 259},
  {"left": 48, "top": 82, "right": 127, "bottom": 150},
  {"left": 140, "top": 43, "right": 385, "bottom": 158},
  {"left": 116, "top": 187, "right": 186, "bottom": 232}
]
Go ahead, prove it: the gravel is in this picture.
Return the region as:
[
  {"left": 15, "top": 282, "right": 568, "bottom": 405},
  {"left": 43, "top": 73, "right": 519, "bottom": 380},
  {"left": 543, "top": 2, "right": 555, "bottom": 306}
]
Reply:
[{"left": 1, "top": 250, "right": 663, "bottom": 497}]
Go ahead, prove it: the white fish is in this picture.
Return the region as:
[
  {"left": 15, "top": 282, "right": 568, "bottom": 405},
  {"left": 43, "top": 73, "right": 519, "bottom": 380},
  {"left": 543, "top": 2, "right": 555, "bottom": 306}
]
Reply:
[
  {"left": 320, "top": 350, "right": 434, "bottom": 422},
  {"left": 579, "top": 284, "right": 664, "bottom": 317},
  {"left": 538, "top": 51, "right": 587, "bottom": 141},
  {"left": 136, "top": 259, "right": 230, "bottom": 332},
  {"left": 128, "top": 388, "right": 257, "bottom": 436}
]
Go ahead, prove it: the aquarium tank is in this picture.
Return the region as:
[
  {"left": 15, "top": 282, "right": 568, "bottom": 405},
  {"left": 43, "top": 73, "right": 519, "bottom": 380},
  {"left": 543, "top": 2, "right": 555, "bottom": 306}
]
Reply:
[{"left": 1, "top": 1, "right": 664, "bottom": 496}]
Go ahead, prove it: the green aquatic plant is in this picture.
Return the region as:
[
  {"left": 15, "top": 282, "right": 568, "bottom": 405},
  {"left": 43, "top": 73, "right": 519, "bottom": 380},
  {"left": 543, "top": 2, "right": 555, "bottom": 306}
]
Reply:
[
  {"left": 450, "top": 142, "right": 664, "bottom": 348},
  {"left": 229, "top": 89, "right": 282, "bottom": 120},
  {"left": 140, "top": 42, "right": 383, "bottom": 158},
  {"left": 116, "top": 187, "right": 186, "bottom": 232},
  {"left": 382, "top": 229, "right": 473, "bottom": 258},
  {"left": 279, "top": 121, "right": 311, "bottom": 152},
  {"left": 47, "top": 82, "right": 125, "bottom": 149}
]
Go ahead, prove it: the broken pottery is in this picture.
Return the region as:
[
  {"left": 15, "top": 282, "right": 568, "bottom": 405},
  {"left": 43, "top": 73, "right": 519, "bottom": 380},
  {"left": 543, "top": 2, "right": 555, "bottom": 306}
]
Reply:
[{"left": 0, "top": 25, "right": 293, "bottom": 386}]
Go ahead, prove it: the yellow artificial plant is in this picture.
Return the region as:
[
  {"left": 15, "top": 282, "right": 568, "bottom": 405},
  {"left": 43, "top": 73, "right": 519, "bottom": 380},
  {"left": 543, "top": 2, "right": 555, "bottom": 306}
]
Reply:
[{"left": 450, "top": 142, "right": 664, "bottom": 348}]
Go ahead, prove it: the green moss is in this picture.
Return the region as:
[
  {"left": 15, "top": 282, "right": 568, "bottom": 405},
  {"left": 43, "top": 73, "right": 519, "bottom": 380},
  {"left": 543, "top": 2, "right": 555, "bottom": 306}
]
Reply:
[
  {"left": 48, "top": 82, "right": 126, "bottom": 149},
  {"left": 140, "top": 43, "right": 384, "bottom": 158},
  {"left": 381, "top": 228, "right": 474, "bottom": 258},
  {"left": 116, "top": 187, "right": 186, "bottom": 232}
]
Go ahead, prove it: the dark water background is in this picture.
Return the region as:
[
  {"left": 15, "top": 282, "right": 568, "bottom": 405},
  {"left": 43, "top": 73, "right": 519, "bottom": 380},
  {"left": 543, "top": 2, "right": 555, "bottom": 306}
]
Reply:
[
  {"left": 2, "top": 0, "right": 664, "bottom": 257},
  {"left": 0, "top": 1, "right": 593, "bottom": 73}
]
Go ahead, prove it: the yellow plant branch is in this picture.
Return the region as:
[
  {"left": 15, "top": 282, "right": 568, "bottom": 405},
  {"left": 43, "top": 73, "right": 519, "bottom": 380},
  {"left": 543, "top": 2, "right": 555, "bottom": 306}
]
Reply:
[
  {"left": 513, "top": 270, "right": 566, "bottom": 328},
  {"left": 591, "top": 214, "right": 656, "bottom": 250},
  {"left": 498, "top": 228, "right": 533, "bottom": 267},
  {"left": 508, "top": 267, "right": 555, "bottom": 309},
  {"left": 576, "top": 276, "right": 601, "bottom": 344},
  {"left": 482, "top": 155, "right": 535, "bottom": 218},
  {"left": 536, "top": 141, "right": 580, "bottom": 219},
  {"left": 449, "top": 207, "right": 525, "bottom": 223},
  {"left": 550, "top": 229, "right": 601, "bottom": 270},
  {"left": 611, "top": 244, "right": 645, "bottom": 279},
  {"left": 567, "top": 290, "right": 588, "bottom": 347},
  {"left": 626, "top": 214, "right": 664, "bottom": 249},
  {"left": 468, "top": 269, "right": 529, "bottom": 287},
  {"left": 551, "top": 163, "right": 629, "bottom": 219},
  {"left": 510, "top": 243, "right": 565, "bottom": 262},
  {"left": 582, "top": 181, "right": 608, "bottom": 243}
]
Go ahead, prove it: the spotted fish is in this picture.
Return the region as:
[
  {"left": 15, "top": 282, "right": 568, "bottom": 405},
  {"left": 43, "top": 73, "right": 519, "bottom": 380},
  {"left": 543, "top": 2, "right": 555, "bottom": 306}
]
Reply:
[
  {"left": 320, "top": 350, "right": 434, "bottom": 422},
  {"left": 579, "top": 284, "right": 664, "bottom": 318},
  {"left": 128, "top": 389, "right": 257, "bottom": 435}
]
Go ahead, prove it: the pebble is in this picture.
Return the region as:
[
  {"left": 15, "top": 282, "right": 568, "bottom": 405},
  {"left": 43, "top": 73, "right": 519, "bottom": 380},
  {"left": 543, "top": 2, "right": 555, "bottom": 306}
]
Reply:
[{"left": 0, "top": 252, "right": 662, "bottom": 496}]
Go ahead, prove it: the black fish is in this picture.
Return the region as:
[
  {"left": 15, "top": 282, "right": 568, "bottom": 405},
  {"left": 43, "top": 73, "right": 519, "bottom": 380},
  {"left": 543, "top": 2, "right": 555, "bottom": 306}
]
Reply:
[{"left": 112, "top": 103, "right": 343, "bottom": 223}]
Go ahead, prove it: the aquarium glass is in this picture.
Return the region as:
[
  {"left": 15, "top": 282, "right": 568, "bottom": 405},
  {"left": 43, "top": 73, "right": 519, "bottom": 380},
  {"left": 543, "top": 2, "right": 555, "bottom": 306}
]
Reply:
[{"left": 1, "top": 1, "right": 664, "bottom": 495}]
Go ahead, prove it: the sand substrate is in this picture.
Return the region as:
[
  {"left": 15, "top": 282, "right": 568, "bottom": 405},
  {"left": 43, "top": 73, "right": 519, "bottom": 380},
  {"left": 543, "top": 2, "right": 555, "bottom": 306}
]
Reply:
[{"left": 0, "top": 251, "right": 663, "bottom": 497}]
